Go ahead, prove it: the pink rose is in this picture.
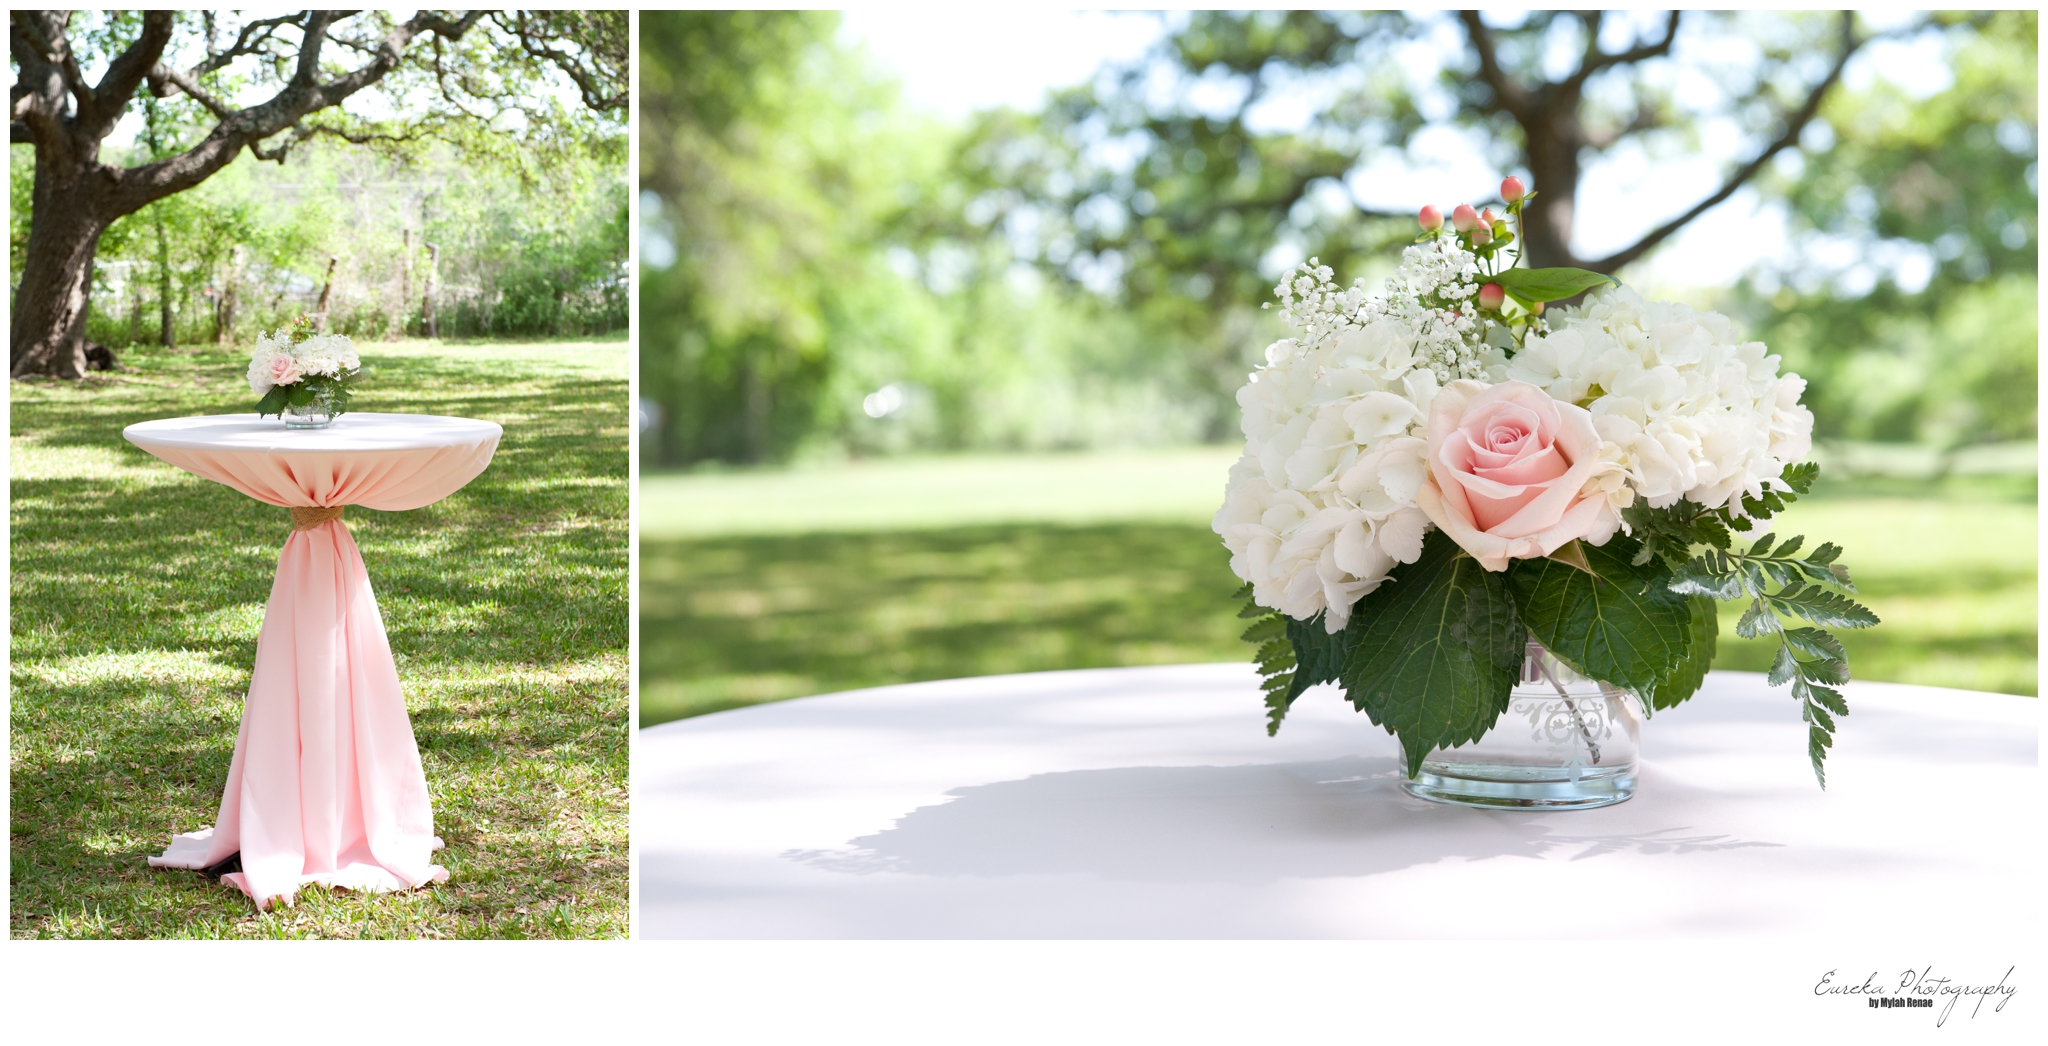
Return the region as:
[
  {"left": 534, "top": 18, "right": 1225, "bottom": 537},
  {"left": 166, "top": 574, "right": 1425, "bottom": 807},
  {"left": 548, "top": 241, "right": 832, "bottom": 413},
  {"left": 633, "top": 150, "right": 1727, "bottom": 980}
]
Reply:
[
  {"left": 267, "top": 353, "right": 302, "bottom": 386},
  {"left": 1416, "top": 379, "right": 1621, "bottom": 571}
]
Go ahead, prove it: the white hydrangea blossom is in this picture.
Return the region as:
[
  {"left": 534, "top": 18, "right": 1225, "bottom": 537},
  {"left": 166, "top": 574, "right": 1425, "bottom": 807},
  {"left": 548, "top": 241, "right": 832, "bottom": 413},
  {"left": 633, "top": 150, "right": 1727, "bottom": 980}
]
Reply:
[
  {"left": 1506, "top": 286, "right": 1814, "bottom": 513},
  {"left": 1215, "top": 250, "right": 1494, "bottom": 633},
  {"left": 247, "top": 329, "right": 360, "bottom": 395},
  {"left": 294, "top": 333, "right": 361, "bottom": 378}
]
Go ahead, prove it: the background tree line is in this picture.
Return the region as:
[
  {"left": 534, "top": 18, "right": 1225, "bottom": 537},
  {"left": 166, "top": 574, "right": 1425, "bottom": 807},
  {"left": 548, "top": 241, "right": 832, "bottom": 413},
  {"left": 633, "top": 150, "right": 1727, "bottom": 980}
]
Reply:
[
  {"left": 10, "top": 132, "right": 626, "bottom": 348},
  {"left": 640, "top": 10, "right": 2035, "bottom": 468},
  {"left": 10, "top": 10, "right": 626, "bottom": 375}
]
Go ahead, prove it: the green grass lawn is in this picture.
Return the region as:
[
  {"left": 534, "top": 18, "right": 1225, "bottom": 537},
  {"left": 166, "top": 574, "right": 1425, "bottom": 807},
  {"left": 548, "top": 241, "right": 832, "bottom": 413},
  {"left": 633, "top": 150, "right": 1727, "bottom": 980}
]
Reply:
[
  {"left": 639, "top": 447, "right": 2035, "bottom": 727},
  {"left": 10, "top": 337, "right": 628, "bottom": 939}
]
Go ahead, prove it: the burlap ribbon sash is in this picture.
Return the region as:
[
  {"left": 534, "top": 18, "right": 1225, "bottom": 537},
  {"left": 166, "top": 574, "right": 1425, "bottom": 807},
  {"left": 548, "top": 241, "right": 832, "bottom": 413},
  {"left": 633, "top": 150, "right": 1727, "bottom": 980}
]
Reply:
[{"left": 290, "top": 505, "right": 345, "bottom": 530}]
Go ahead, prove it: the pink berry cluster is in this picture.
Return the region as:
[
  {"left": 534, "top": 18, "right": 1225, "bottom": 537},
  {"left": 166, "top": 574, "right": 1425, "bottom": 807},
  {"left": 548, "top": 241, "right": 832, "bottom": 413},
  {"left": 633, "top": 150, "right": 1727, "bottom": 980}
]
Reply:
[{"left": 1417, "top": 176, "right": 1534, "bottom": 314}]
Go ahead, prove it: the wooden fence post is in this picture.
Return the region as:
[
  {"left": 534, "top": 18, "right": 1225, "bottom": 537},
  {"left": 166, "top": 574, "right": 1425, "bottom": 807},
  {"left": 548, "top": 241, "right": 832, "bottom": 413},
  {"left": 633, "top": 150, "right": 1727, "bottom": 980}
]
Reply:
[
  {"left": 422, "top": 242, "right": 440, "bottom": 340},
  {"left": 396, "top": 229, "right": 414, "bottom": 339},
  {"left": 313, "top": 256, "right": 338, "bottom": 333}
]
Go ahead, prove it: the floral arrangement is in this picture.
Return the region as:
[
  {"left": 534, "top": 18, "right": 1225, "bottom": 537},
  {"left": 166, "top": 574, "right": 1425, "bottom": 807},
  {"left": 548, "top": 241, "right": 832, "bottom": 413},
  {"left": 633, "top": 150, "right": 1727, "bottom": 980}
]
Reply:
[
  {"left": 1215, "top": 178, "right": 1877, "bottom": 786},
  {"left": 247, "top": 316, "right": 361, "bottom": 418}
]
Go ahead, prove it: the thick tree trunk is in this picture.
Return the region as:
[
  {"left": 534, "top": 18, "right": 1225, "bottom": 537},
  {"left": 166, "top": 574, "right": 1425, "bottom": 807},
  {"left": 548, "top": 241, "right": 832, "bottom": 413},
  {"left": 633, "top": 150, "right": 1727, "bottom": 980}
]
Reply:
[
  {"left": 10, "top": 162, "right": 111, "bottom": 380},
  {"left": 1520, "top": 126, "right": 1583, "bottom": 271}
]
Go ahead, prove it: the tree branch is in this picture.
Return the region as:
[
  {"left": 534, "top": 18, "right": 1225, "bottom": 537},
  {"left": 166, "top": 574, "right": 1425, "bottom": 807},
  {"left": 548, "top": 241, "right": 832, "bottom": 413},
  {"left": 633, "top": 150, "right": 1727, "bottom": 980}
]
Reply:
[
  {"left": 81, "top": 10, "right": 175, "bottom": 139},
  {"left": 1592, "top": 12, "right": 1860, "bottom": 273},
  {"left": 10, "top": 11, "right": 95, "bottom": 122},
  {"left": 10, "top": 13, "right": 76, "bottom": 153},
  {"left": 190, "top": 13, "right": 302, "bottom": 77},
  {"left": 112, "top": 11, "right": 484, "bottom": 214},
  {"left": 1457, "top": 11, "right": 1533, "bottom": 122},
  {"left": 146, "top": 63, "right": 235, "bottom": 121},
  {"left": 491, "top": 11, "right": 628, "bottom": 113},
  {"left": 1561, "top": 10, "right": 1681, "bottom": 96}
]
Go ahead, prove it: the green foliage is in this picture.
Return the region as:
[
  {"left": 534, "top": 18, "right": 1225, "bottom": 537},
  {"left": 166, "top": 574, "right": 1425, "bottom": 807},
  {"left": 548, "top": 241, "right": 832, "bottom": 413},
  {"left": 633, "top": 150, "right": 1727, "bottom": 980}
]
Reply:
[
  {"left": 1490, "top": 266, "right": 1619, "bottom": 307},
  {"left": 630, "top": 11, "right": 2033, "bottom": 463},
  {"left": 36, "top": 139, "right": 629, "bottom": 348},
  {"left": 1670, "top": 530, "right": 1881, "bottom": 786},
  {"left": 1236, "top": 588, "right": 1297, "bottom": 734},
  {"left": 638, "top": 12, "right": 1226, "bottom": 467},
  {"left": 1242, "top": 583, "right": 1353, "bottom": 736},
  {"left": 1741, "top": 11, "right": 2037, "bottom": 445},
  {"left": 1625, "top": 461, "right": 1818, "bottom": 570},
  {"left": 1646, "top": 596, "right": 1719, "bottom": 712},
  {"left": 1337, "top": 531, "right": 1527, "bottom": 777},
  {"left": 1507, "top": 535, "right": 1694, "bottom": 691}
]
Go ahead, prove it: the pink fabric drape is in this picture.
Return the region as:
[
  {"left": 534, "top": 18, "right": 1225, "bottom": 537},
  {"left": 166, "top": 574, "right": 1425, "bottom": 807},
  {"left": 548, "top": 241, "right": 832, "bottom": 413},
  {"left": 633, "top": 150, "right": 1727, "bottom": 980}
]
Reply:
[{"left": 125, "top": 414, "right": 500, "bottom": 909}]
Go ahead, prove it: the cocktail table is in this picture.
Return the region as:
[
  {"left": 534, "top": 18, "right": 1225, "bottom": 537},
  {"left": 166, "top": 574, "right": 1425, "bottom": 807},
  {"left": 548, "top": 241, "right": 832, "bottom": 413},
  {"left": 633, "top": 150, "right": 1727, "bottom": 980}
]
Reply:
[{"left": 124, "top": 412, "right": 500, "bottom": 908}]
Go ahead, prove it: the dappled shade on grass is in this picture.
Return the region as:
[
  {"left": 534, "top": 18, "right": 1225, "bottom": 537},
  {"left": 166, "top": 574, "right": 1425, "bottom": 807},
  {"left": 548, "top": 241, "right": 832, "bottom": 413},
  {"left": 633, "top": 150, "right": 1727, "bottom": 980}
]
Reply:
[
  {"left": 640, "top": 524, "right": 1248, "bottom": 724},
  {"left": 10, "top": 338, "right": 627, "bottom": 939},
  {"left": 640, "top": 483, "right": 2035, "bottom": 728}
]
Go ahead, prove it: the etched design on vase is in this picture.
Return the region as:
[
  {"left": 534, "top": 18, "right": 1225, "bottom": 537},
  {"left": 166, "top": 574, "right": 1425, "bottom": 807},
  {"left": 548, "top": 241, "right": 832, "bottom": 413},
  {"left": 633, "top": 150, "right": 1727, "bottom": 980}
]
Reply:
[
  {"left": 1512, "top": 651, "right": 1617, "bottom": 778},
  {"left": 1401, "top": 637, "right": 1642, "bottom": 809}
]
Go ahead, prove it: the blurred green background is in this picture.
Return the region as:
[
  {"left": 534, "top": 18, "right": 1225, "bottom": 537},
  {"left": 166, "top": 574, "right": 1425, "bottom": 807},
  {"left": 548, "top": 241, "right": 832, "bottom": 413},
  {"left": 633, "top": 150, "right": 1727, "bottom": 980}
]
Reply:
[{"left": 637, "top": 11, "right": 2037, "bottom": 726}]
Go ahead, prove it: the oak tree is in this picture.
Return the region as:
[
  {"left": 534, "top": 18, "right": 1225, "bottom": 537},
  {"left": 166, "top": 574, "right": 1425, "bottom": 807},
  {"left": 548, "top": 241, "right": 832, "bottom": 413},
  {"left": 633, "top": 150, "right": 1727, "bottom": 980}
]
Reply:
[{"left": 10, "top": 10, "right": 625, "bottom": 378}]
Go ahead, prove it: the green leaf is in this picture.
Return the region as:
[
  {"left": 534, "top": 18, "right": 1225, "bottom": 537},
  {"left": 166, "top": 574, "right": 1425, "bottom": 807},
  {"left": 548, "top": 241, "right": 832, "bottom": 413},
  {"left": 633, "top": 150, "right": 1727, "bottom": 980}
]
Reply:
[
  {"left": 1506, "top": 532, "right": 1690, "bottom": 690},
  {"left": 1239, "top": 615, "right": 1286, "bottom": 645},
  {"left": 1781, "top": 462, "right": 1819, "bottom": 494},
  {"left": 1767, "top": 644, "right": 1797, "bottom": 686},
  {"left": 1807, "top": 683, "right": 1850, "bottom": 718},
  {"left": 285, "top": 383, "right": 315, "bottom": 407},
  {"left": 1749, "top": 533, "right": 1776, "bottom": 556},
  {"left": 1767, "top": 584, "right": 1880, "bottom": 629},
  {"left": 1735, "top": 599, "right": 1781, "bottom": 638},
  {"left": 1808, "top": 727, "right": 1831, "bottom": 789},
  {"left": 1339, "top": 530, "right": 1525, "bottom": 777},
  {"left": 1491, "top": 266, "right": 1620, "bottom": 305},
  {"left": 1802, "top": 658, "right": 1851, "bottom": 685},
  {"left": 1773, "top": 535, "right": 1804, "bottom": 558},
  {"left": 1781, "top": 626, "right": 1845, "bottom": 662},
  {"left": 1669, "top": 557, "right": 1747, "bottom": 600},
  {"left": 254, "top": 384, "right": 290, "bottom": 417},
  {"left": 1806, "top": 701, "right": 1837, "bottom": 734},
  {"left": 1646, "top": 594, "right": 1717, "bottom": 711},
  {"left": 1285, "top": 612, "right": 1352, "bottom": 704}
]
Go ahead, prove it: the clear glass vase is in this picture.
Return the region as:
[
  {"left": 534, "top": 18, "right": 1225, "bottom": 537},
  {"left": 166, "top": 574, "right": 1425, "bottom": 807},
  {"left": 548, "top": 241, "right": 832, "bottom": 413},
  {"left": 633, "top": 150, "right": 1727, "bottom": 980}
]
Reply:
[
  {"left": 281, "top": 387, "right": 335, "bottom": 429},
  {"left": 1401, "top": 638, "right": 1642, "bottom": 809}
]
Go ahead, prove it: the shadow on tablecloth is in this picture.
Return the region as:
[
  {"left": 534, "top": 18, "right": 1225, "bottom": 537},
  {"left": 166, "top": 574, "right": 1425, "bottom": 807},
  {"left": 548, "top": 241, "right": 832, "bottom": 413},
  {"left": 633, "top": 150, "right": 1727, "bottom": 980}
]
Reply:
[{"left": 783, "top": 755, "right": 1782, "bottom": 885}]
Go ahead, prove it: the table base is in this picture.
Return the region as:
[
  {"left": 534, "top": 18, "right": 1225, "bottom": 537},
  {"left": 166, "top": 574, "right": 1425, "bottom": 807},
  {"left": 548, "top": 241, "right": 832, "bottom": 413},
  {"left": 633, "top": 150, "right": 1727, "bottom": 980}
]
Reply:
[{"left": 147, "top": 518, "right": 447, "bottom": 908}]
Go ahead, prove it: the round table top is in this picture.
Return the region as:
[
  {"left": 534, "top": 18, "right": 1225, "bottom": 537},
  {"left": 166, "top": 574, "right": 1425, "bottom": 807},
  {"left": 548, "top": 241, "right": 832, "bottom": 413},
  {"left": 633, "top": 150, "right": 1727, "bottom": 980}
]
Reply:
[
  {"left": 123, "top": 412, "right": 501, "bottom": 510},
  {"left": 123, "top": 411, "right": 501, "bottom": 453},
  {"left": 638, "top": 664, "right": 2039, "bottom": 939}
]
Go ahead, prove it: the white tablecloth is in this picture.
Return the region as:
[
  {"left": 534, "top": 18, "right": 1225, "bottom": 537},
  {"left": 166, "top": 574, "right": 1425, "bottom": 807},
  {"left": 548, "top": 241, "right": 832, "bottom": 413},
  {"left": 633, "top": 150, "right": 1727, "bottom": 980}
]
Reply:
[{"left": 639, "top": 665, "right": 2038, "bottom": 939}]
